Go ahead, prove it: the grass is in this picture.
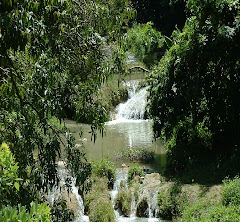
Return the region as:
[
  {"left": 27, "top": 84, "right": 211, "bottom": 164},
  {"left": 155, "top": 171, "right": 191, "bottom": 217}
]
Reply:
[{"left": 158, "top": 177, "right": 240, "bottom": 221}]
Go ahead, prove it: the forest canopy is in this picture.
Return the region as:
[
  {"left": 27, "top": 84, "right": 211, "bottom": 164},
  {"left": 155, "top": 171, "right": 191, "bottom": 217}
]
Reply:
[
  {"left": 0, "top": 0, "right": 134, "bottom": 216},
  {"left": 148, "top": 0, "right": 240, "bottom": 178}
]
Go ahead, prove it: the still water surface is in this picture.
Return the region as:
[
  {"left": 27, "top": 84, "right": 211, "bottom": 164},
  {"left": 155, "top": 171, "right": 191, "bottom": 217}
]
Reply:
[{"left": 65, "top": 119, "right": 167, "bottom": 173}]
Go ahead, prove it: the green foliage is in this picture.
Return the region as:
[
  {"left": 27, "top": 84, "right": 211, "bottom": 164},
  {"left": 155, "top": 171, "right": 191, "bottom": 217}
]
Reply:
[
  {"left": 85, "top": 177, "right": 115, "bottom": 222},
  {"left": 115, "top": 189, "right": 132, "bottom": 217},
  {"left": 88, "top": 197, "right": 115, "bottom": 222},
  {"left": 149, "top": 0, "right": 240, "bottom": 174},
  {"left": 181, "top": 177, "right": 240, "bottom": 221},
  {"left": 126, "top": 22, "right": 166, "bottom": 67},
  {"left": 0, "top": 143, "right": 22, "bottom": 207},
  {"left": 92, "top": 158, "right": 116, "bottom": 189},
  {"left": 51, "top": 199, "right": 74, "bottom": 222},
  {"left": 181, "top": 201, "right": 240, "bottom": 222},
  {"left": 222, "top": 176, "right": 240, "bottom": 206},
  {"left": 127, "top": 163, "right": 143, "bottom": 183},
  {"left": 0, "top": 0, "right": 134, "bottom": 213},
  {"left": 0, "top": 201, "right": 51, "bottom": 222},
  {"left": 158, "top": 184, "right": 188, "bottom": 219},
  {"left": 100, "top": 79, "right": 128, "bottom": 114}
]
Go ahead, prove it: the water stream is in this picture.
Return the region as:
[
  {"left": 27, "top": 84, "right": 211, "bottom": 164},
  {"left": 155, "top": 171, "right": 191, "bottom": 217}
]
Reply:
[{"left": 62, "top": 77, "right": 168, "bottom": 221}]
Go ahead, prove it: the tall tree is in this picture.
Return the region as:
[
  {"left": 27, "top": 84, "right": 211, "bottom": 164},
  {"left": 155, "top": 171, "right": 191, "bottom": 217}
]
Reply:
[
  {"left": 0, "top": 0, "right": 134, "bottom": 207},
  {"left": 149, "top": 0, "right": 240, "bottom": 172}
]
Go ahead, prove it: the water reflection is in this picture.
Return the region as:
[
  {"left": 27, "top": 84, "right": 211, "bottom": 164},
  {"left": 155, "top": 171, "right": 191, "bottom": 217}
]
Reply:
[{"left": 65, "top": 119, "right": 166, "bottom": 172}]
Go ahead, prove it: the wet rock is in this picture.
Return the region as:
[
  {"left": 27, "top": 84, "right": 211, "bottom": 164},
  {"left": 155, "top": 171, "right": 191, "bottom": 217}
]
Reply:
[{"left": 136, "top": 197, "right": 149, "bottom": 217}]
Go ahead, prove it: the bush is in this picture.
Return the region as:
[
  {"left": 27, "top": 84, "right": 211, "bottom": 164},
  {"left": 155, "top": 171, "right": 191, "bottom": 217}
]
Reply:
[
  {"left": 126, "top": 22, "right": 166, "bottom": 67},
  {"left": 115, "top": 189, "right": 132, "bottom": 217},
  {"left": 127, "top": 163, "right": 143, "bottom": 183},
  {"left": 158, "top": 184, "right": 187, "bottom": 219},
  {"left": 182, "top": 201, "right": 240, "bottom": 222},
  {"left": 101, "top": 80, "right": 128, "bottom": 113},
  {"left": 222, "top": 176, "right": 240, "bottom": 206},
  {"left": 51, "top": 198, "right": 74, "bottom": 222},
  {"left": 92, "top": 159, "right": 116, "bottom": 189},
  {"left": 0, "top": 143, "right": 22, "bottom": 207},
  {"left": 181, "top": 201, "right": 210, "bottom": 221},
  {"left": 88, "top": 197, "right": 115, "bottom": 222},
  {"left": 0, "top": 201, "right": 51, "bottom": 222},
  {"left": 85, "top": 177, "right": 115, "bottom": 222}
]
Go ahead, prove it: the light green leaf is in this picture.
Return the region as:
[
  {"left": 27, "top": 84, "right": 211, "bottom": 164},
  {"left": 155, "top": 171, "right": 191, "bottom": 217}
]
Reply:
[{"left": 14, "top": 182, "right": 20, "bottom": 191}]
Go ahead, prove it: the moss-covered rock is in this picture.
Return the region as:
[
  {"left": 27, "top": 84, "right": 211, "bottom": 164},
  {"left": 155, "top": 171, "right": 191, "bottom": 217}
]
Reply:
[
  {"left": 136, "top": 197, "right": 149, "bottom": 217},
  {"left": 114, "top": 189, "right": 132, "bottom": 217},
  {"left": 84, "top": 177, "right": 115, "bottom": 221},
  {"left": 88, "top": 197, "right": 115, "bottom": 222}
]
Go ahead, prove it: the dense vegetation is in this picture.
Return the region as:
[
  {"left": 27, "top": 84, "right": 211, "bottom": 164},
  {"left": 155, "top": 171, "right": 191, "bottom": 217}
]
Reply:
[
  {"left": 1, "top": 0, "right": 240, "bottom": 220},
  {"left": 148, "top": 0, "right": 240, "bottom": 181},
  {"left": 0, "top": 0, "right": 134, "bottom": 219},
  {"left": 126, "top": 22, "right": 167, "bottom": 67}
]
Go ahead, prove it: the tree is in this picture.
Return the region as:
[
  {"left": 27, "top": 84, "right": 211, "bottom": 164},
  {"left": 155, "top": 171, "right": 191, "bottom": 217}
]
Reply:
[
  {"left": 0, "top": 0, "right": 134, "bottom": 209},
  {"left": 148, "top": 0, "right": 240, "bottom": 173}
]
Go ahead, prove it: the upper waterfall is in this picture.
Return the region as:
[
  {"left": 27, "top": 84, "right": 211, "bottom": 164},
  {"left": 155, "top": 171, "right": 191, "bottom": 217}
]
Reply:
[{"left": 115, "top": 80, "right": 149, "bottom": 120}]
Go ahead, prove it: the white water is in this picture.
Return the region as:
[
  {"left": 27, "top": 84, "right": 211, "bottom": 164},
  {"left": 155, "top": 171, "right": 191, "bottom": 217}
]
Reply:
[
  {"left": 59, "top": 78, "right": 168, "bottom": 221},
  {"left": 46, "top": 165, "right": 90, "bottom": 222},
  {"left": 115, "top": 80, "right": 148, "bottom": 120},
  {"left": 109, "top": 80, "right": 168, "bottom": 222},
  {"left": 110, "top": 169, "right": 167, "bottom": 222}
]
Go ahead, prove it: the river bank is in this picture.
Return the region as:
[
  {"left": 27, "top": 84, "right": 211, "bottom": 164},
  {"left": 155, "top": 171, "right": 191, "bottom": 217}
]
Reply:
[{"left": 54, "top": 162, "right": 228, "bottom": 222}]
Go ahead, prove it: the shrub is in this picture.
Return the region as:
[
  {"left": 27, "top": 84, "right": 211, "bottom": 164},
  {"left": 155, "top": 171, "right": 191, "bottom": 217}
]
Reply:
[
  {"left": 127, "top": 163, "right": 143, "bottom": 183},
  {"left": 222, "top": 176, "right": 240, "bottom": 206},
  {"left": 84, "top": 177, "right": 109, "bottom": 215},
  {"left": 158, "top": 184, "right": 188, "bottom": 219},
  {"left": 181, "top": 201, "right": 210, "bottom": 221},
  {"left": 0, "top": 143, "right": 22, "bottom": 207},
  {"left": 88, "top": 197, "right": 115, "bottom": 222},
  {"left": 85, "top": 177, "right": 115, "bottom": 222},
  {"left": 92, "top": 159, "right": 116, "bottom": 189},
  {"left": 182, "top": 202, "right": 240, "bottom": 222},
  {"left": 0, "top": 201, "right": 51, "bottom": 222},
  {"left": 115, "top": 189, "right": 132, "bottom": 217},
  {"left": 51, "top": 198, "right": 74, "bottom": 222},
  {"left": 126, "top": 22, "right": 166, "bottom": 67}
]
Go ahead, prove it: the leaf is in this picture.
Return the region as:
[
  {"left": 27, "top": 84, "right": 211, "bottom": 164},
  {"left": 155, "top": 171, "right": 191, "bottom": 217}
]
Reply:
[
  {"left": 14, "top": 182, "right": 20, "bottom": 191},
  {"left": 164, "top": 36, "right": 173, "bottom": 48}
]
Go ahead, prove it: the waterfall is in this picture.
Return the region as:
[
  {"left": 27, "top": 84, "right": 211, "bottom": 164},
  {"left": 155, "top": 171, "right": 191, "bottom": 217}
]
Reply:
[
  {"left": 46, "top": 164, "right": 89, "bottom": 222},
  {"left": 111, "top": 168, "right": 164, "bottom": 222},
  {"left": 115, "top": 80, "right": 149, "bottom": 121}
]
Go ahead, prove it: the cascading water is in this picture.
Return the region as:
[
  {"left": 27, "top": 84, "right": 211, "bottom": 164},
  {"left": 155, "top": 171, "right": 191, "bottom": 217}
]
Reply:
[
  {"left": 115, "top": 80, "right": 149, "bottom": 121},
  {"left": 46, "top": 164, "right": 89, "bottom": 222},
  {"left": 60, "top": 76, "right": 168, "bottom": 221},
  {"left": 108, "top": 79, "right": 168, "bottom": 222},
  {"left": 111, "top": 168, "right": 167, "bottom": 222}
]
